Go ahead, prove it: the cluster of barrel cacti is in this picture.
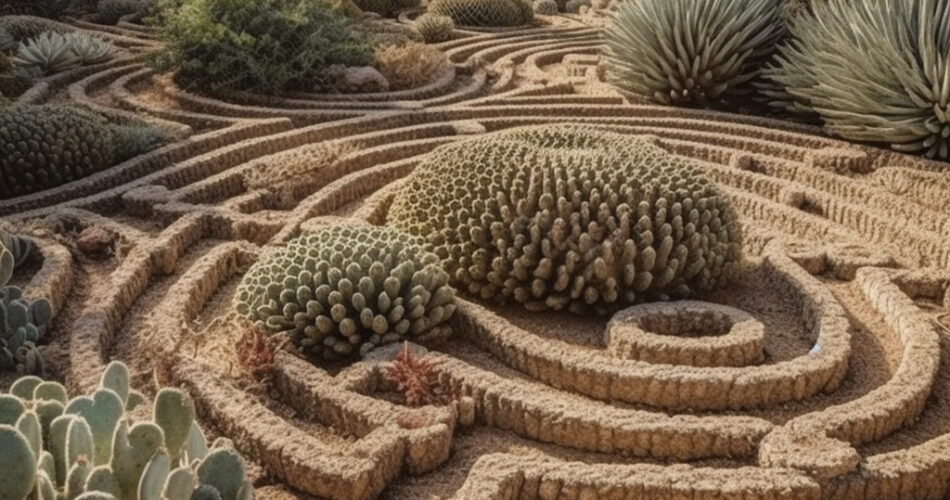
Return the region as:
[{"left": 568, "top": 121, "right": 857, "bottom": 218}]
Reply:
[
  {"left": 1, "top": 229, "right": 51, "bottom": 375},
  {"left": 0, "top": 361, "right": 253, "bottom": 500},
  {"left": 387, "top": 124, "right": 742, "bottom": 313},
  {"left": 0, "top": 104, "right": 166, "bottom": 199},
  {"left": 428, "top": 0, "right": 533, "bottom": 27},
  {"left": 234, "top": 224, "right": 456, "bottom": 361}
]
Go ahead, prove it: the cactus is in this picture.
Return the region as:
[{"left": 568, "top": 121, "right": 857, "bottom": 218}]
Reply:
[
  {"left": 0, "top": 361, "right": 253, "bottom": 500},
  {"left": 0, "top": 230, "right": 52, "bottom": 375},
  {"left": 153, "top": 389, "right": 194, "bottom": 465},
  {"left": 0, "top": 105, "right": 165, "bottom": 199},
  {"left": 0, "top": 425, "right": 36, "bottom": 500},
  {"left": 234, "top": 224, "right": 457, "bottom": 361},
  {"left": 387, "top": 124, "right": 742, "bottom": 313},
  {"left": 415, "top": 13, "right": 455, "bottom": 43},
  {"left": 428, "top": 0, "right": 533, "bottom": 27}
]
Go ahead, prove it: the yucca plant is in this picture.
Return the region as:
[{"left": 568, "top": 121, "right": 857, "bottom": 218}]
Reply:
[
  {"left": 764, "top": 0, "right": 950, "bottom": 160},
  {"left": 13, "top": 32, "right": 81, "bottom": 76},
  {"left": 602, "top": 0, "right": 785, "bottom": 107}
]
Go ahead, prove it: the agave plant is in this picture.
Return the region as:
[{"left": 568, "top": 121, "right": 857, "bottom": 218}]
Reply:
[
  {"left": 602, "top": 0, "right": 785, "bottom": 107},
  {"left": 13, "top": 32, "right": 80, "bottom": 76},
  {"left": 64, "top": 32, "right": 119, "bottom": 65},
  {"left": 764, "top": 0, "right": 950, "bottom": 160}
]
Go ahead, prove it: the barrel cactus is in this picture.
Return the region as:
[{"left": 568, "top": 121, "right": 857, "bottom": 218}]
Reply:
[
  {"left": 0, "top": 105, "right": 165, "bottom": 199},
  {"left": 602, "top": 0, "right": 784, "bottom": 107},
  {"left": 428, "top": 0, "right": 533, "bottom": 27},
  {"left": 764, "top": 0, "right": 950, "bottom": 159},
  {"left": 0, "top": 229, "right": 49, "bottom": 375},
  {"left": 415, "top": 13, "right": 455, "bottom": 43},
  {"left": 234, "top": 224, "right": 456, "bottom": 361},
  {"left": 387, "top": 124, "right": 742, "bottom": 313},
  {"left": 0, "top": 361, "right": 253, "bottom": 500}
]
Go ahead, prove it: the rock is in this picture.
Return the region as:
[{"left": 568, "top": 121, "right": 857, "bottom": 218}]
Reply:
[
  {"left": 362, "top": 340, "right": 428, "bottom": 362},
  {"left": 76, "top": 226, "right": 115, "bottom": 257},
  {"left": 330, "top": 65, "right": 390, "bottom": 93}
]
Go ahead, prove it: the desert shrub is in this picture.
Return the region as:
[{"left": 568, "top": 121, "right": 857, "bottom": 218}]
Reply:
[
  {"left": 764, "top": 0, "right": 950, "bottom": 160},
  {"left": 374, "top": 41, "right": 448, "bottom": 90},
  {"left": 415, "top": 13, "right": 454, "bottom": 43},
  {"left": 351, "top": 19, "right": 423, "bottom": 47},
  {"left": 387, "top": 124, "right": 742, "bottom": 313},
  {"left": 602, "top": 0, "right": 784, "bottom": 107},
  {"left": 234, "top": 224, "right": 456, "bottom": 361},
  {"left": 428, "top": 0, "right": 533, "bottom": 27},
  {"left": 0, "top": 361, "right": 253, "bottom": 498},
  {"left": 157, "top": 0, "right": 373, "bottom": 94},
  {"left": 0, "top": 105, "right": 165, "bottom": 199}
]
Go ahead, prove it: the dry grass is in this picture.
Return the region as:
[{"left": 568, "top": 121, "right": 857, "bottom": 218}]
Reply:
[{"left": 374, "top": 42, "right": 449, "bottom": 91}]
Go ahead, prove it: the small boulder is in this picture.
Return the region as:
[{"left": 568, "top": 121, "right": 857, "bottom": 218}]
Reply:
[
  {"left": 76, "top": 226, "right": 115, "bottom": 257},
  {"left": 331, "top": 65, "right": 390, "bottom": 93}
]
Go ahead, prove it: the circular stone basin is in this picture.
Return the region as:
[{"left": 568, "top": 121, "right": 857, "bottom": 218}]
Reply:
[{"left": 605, "top": 301, "right": 766, "bottom": 367}]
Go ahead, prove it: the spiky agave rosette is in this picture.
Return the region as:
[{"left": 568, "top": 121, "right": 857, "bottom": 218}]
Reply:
[
  {"left": 602, "top": 0, "right": 784, "bottom": 107},
  {"left": 764, "top": 0, "right": 950, "bottom": 159}
]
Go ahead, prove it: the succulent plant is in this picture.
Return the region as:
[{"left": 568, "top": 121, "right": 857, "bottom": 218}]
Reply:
[
  {"left": 0, "top": 361, "right": 253, "bottom": 500},
  {"left": 13, "top": 31, "right": 81, "bottom": 76},
  {"left": 0, "top": 105, "right": 165, "bottom": 199},
  {"left": 602, "top": 0, "right": 784, "bottom": 107},
  {"left": 387, "top": 124, "right": 742, "bottom": 313},
  {"left": 0, "top": 228, "right": 49, "bottom": 376},
  {"left": 415, "top": 13, "right": 455, "bottom": 43},
  {"left": 764, "top": 0, "right": 950, "bottom": 159},
  {"left": 234, "top": 224, "right": 456, "bottom": 361},
  {"left": 428, "top": 0, "right": 533, "bottom": 27},
  {"left": 63, "top": 33, "right": 118, "bottom": 65}
]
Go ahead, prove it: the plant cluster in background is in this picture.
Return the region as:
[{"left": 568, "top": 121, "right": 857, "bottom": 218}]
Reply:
[
  {"left": 154, "top": 0, "right": 373, "bottom": 94},
  {"left": 602, "top": 0, "right": 950, "bottom": 161}
]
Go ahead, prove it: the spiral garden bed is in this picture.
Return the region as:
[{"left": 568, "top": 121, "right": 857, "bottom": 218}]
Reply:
[{"left": 3, "top": 1, "right": 950, "bottom": 499}]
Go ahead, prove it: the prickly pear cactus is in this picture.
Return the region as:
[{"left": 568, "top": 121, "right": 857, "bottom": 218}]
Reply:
[
  {"left": 0, "top": 361, "right": 254, "bottom": 500},
  {"left": 0, "top": 229, "right": 51, "bottom": 375}
]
